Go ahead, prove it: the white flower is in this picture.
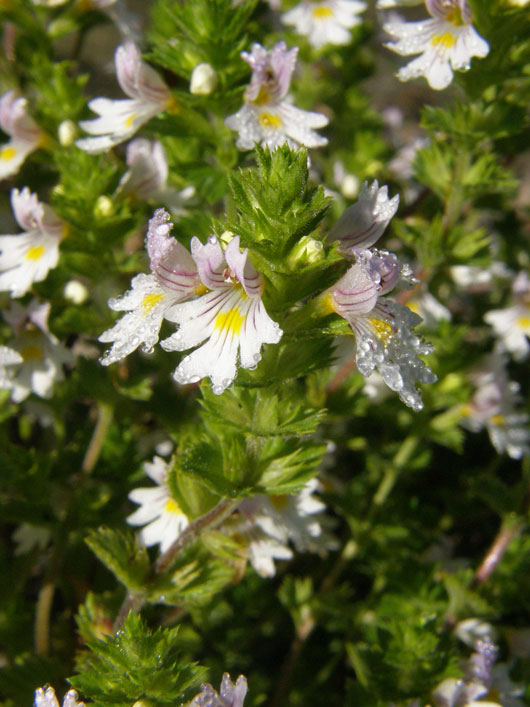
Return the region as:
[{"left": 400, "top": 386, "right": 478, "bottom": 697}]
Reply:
[
  {"left": 187, "top": 673, "right": 248, "bottom": 707},
  {"left": 0, "top": 345, "right": 22, "bottom": 389},
  {"left": 484, "top": 271, "right": 530, "bottom": 361},
  {"left": 99, "top": 209, "right": 202, "bottom": 365},
  {"left": 162, "top": 234, "right": 282, "bottom": 395},
  {"left": 189, "top": 63, "right": 218, "bottom": 95},
  {"left": 282, "top": 0, "right": 366, "bottom": 49},
  {"left": 0, "top": 91, "right": 44, "bottom": 180},
  {"left": 76, "top": 43, "right": 173, "bottom": 153},
  {"left": 0, "top": 188, "right": 66, "bottom": 297},
  {"left": 117, "top": 139, "right": 195, "bottom": 216},
  {"left": 34, "top": 687, "right": 84, "bottom": 707},
  {"left": 230, "top": 480, "right": 336, "bottom": 577},
  {"left": 324, "top": 264, "right": 436, "bottom": 410},
  {"left": 225, "top": 41, "right": 328, "bottom": 151},
  {"left": 384, "top": 0, "right": 489, "bottom": 90},
  {"left": 406, "top": 290, "right": 451, "bottom": 328},
  {"left": 2, "top": 300, "right": 74, "bottom": 403},
  {"left": 12, "top": 523, "right": 51, "bottom": 556},
  {"left": 127, "top": 456, "right": 189, "bottom": 553},
  {"left": 460, "top": 354, "right": 529, "bottom": 460}
]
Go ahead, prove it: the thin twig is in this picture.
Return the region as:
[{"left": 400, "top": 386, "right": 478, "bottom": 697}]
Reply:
[
  {"left": 82, "top": 402, "right": 113, "bottom": 474},
  {"left": 112, "top": 497, "right": 240, "bottom": 632},
  {"left": 35, "top": 580, "right": 55, "bottom": 655},
  {"left": 474, "top": 516, "right": 524, "bottom": 585}
]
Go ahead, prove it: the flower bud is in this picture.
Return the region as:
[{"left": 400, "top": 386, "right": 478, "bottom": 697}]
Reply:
[
  {"left": 57, "top": 119, "right": 77, "bottom": 146},
  {"left": 64, "top": 280, "right": 89, "bottom": 305},
  {"left": 288, "top": 236, "right": 324, "bottom": 268},
  {"left": 340, "top": 174, "right": 360, "bottom": 199},
  {"left": 189, "top": 63, "right": 218, "bottom": 95},
  {"left": 94, "top": 195, "right": 114, "bottom": 219}
]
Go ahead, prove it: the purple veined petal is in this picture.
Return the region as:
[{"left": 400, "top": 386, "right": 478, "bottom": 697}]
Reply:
[
  {"left": 458, "top": 0, "right": 472, "bottom": 23},
  {"left": 220, "top": 673, "right": 249, "bottom": 707},
  {"left": 0, "top": 91, "right": 41, "bottom": 142},
  {"left": 135, "top": 57, "right": 170, "bottom": 105},
  {"left": 243, "top": 41, "right": 298, "bottom": 104},
  {"left": 190, "top": 235, "right": 226, "bottom": 290},
  {"left": 329, "top": 263, "right": 379, "bottom": 317},
  {"left": 115, "top": 42, "right": 141, "bottom": 98},
  {"left": 28, "top": 300, "right": 52, "bottom": 335},
  {"left": 425, "top": 0, "right": 453, "bottom": 20},
  {"left": 328, "top": 181, "right": 399, "bottom": 252},
  {"left": 145, "top": 209, "right": 199, "bottom": 295},
  {"left": 269, "top": 42, "right": 299, "bottom": 101},
  {"left": 10, "top": 187, "right": 43, "bottom": 232},
  {"left": 224, "top": 236, "right": 263, "bottom": 297}
]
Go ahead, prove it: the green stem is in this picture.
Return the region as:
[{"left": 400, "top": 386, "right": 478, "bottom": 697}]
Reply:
[
  {"left": 81, "top": 402, "right": 113, "bottom": 474},
  {"left": 373, "top": 435, "right": 419, "bottom": 507}
]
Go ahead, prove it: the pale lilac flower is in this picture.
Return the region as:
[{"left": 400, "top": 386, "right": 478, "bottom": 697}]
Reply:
[
  {"left": 282, "top": 0, "right": 366, "bottom": 49},
  {"left": 323, "top": 262, "right": 436, "bottom": 410},
  {"left": 34, "top": 687, "right": 84, "bottom": 707},
  {"left": 0, "top": 91, "right": 44, "bottom": 180},
  {"left": 99, "top": 209, "right": 202, "bottom": 365},
  {"left": 484, "top": 271, "right": 530, "bottom": 361},
  {"left": 0, "top": 188, "right": 66, "bottom": 297},
  {"left": 187, "top": 673, "right": 248, "bottom": 707},
  {"left": 127, "top": 456, "right": 189, "bottom": 553},
  {"left": 327, "top": 180, "right": 400, "bottom": 257},
  {"left": 117, "top": 138, "right": 195, "bottom": 215},
  {"left": 76, "top": 43, "right": 173, "bottom": 153},
  {"left": 162, "top": 234, "right": 282, "bottom": 395},
  {"left": 460, "top": 354, "right": 529, "bottom": 460},
  {"left": 384, "top": 0, "right": 489, "bottom": 90},
  {"left": 229, "top": 480, "right": 336, "bottom": 577},
  {"left": 1, "top": 301, "right": 73, "bottom": 403},
  {"left": 225, "top": 41, "right": 328, "bottom": 151}
]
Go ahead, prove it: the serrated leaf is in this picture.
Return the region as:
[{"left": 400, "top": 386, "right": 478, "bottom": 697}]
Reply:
[{"left": 85, "top": 528, "right": 150, "bottom": 592}]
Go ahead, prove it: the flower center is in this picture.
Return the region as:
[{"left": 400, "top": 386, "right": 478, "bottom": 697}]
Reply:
[
  {"left": 312, "top": 6, "right": 333, "bottom": 19},
  {"left": 215, "top": 308, "right": 245, "bottom": 338},
  {"left": 430, "top": 32, "right": 457, "bottom": 49},
  {"left": 369, "top": 317, "right": 393, "bottom": 341},
  {"left": 517, "top": 314, "right": 530, "bottom": 329},
  {"left": 269, "top": 495, "right": 289, "bottom": 511},
  {"left": 0, "top": 145, "right": 17, "bottom": 161},
  {"left": 259, "top": 112, "right": 283, "bottom": 129},
  {"left": 25, "top": 245, "right": 45, "bottom": 261},
  {"left": 124, "top": 113, "right": 136, "bottom": 128},
  {"left": 490, "top": 414, "right": 506, "bottom": 427},
  {"left": 165, "top": 498, "right": 183, "bottom": 514},
  {"left": 142, "top": 293, "right": 165, "bottom": 313},
  {"left": 253, "top": 85, "right": 272, "bottom": 106},
  {"left": 20, "top": 344, "right": 43, "bottom": 361},
  {"left": 445, "top": 7, "right": 464, "bottom": 26}
]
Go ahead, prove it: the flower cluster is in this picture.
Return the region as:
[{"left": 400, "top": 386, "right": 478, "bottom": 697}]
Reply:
[
  {"left": 382, "top": 0, "right": 489, "bottom": 89},
  {"left": 225, "top": 41, "right": 328, "bottom": 151},
  {"left": 484, "top": 271, "right": 530, "bottom": 362},
  {"left": 322, "top": 181, "right": 436, "bottom": 410},
  {"left": 187, "top": 673, "right": 248, "bottom": 707},
  {"left": 100, "top": 208, "right": 282, "bottom": 394}
]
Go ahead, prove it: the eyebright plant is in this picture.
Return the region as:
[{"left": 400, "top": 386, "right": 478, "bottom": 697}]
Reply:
[{"left": 1, "top": 1, "right": 530, "bottom": 706}]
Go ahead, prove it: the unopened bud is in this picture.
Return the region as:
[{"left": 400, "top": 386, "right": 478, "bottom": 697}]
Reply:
[
  {"left": 219, "top": 230, "right": 234, "bottom": 246},
  {"left": 64, "top": 280, "right": 89, "bottom": 305},
  {"left": 189, "top": 63, "right": 218, "bottom": 96},
  {"left": 288, "top": 236, "right": 324, "bottom": 268},
  {"left": 340, "top": 174, "right": 360, "bottom": 199},
  {"left": 58, "top": 119, "right": 77, "bottom": 146},
  {"left": 94, "top": 195, "right": 114, "bottom": 219}
]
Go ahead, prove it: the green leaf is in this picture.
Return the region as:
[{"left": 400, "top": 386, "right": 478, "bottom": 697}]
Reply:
[{"left": 85, "top": 528, "right": 150, "bottom": 592}]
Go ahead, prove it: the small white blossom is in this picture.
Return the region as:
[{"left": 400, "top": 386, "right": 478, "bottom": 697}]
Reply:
[
  {"left": 384, "top": 0, "right": 489, "bottom": 90},
  {"left": 99, "top": 209, "right": 202, "bottom": 365},
  {"left": 63, "top": 280, "right": 89, "bottom": 305},
  {"left": 282, "top": 0, "right": 366, "bottom": 49},
  {"left": 117, "top": 138, "right": 195, "bottom": 215},
  {"left": 225, "top": 41, "right": 328, "bottom": 151},
  {"left": 1, "top": 301, "right": 73, "bottom": 403},
  {"left": 484, "top": 271, "right": 530, "bottom": 361},
  {"left": 187, "top": 673, "right": 248, "bottom": 707},
  {"left": 162, "top": 234, "right": 282, "bottom": 394},
  {"left": 190, "top": 63, "right": 218, "bottom": 95},
  {"left": 0, "top": 345, "right": 23, "bottom": 389},
  {"left": 0, "top": 91, "right": 44, "bottom": 180},
  {"left": 127, "top": 456, "right": 189, "bottom": 553},
  {"left": 34, "top": 687, "right": 85, "bottom": 707},
  {"left": 406, "top": 290, "right": 451, "bottom": 328},
  {"left": 12, "top": 523, "right": 51, "bottom": 556},
  {"left": 0, "top": 188, "right": 66, "bottom": 297},
  {"left": 229, "top": 480, "right": 336, "bottom": 577},
  {"left": 76, "top": 43, "right": 173, "bottom": 153},
  {"left": 460, "top": 354, "right": 529, "bottom": 460}
]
